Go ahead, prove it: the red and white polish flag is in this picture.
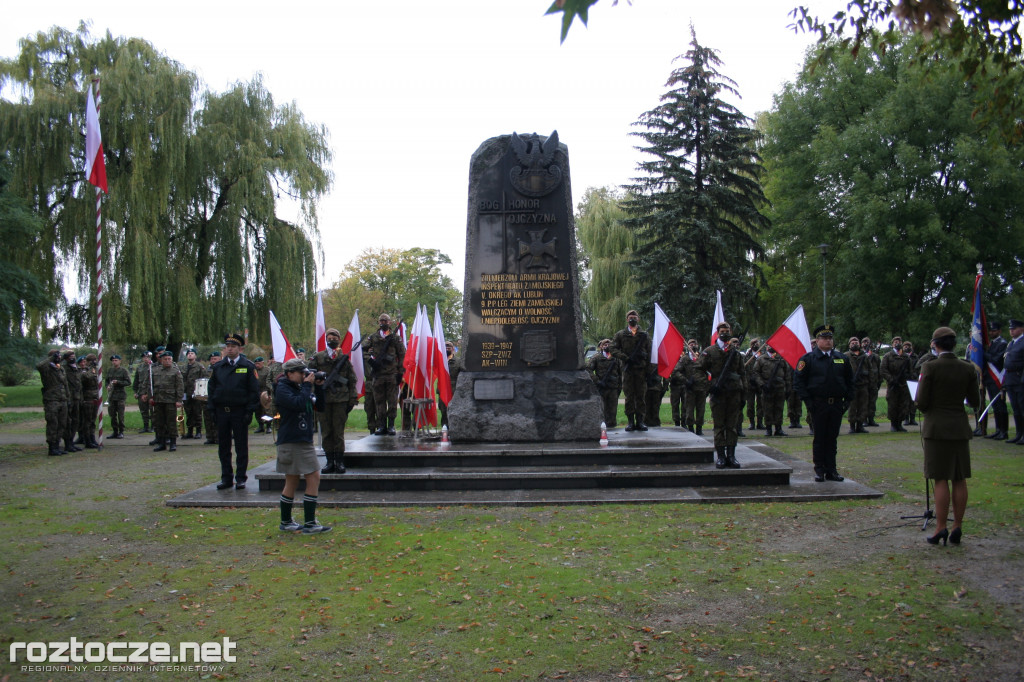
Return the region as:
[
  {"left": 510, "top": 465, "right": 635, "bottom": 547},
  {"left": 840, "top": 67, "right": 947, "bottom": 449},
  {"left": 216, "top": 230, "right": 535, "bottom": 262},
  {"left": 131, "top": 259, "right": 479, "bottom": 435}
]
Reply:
[
  {"left": 433, "top": 303, "right": 452, "bottom": 405},
  {"left": 85, "top": 85, "right": 107, "bottom": 192},
  {"left": 709, "top": 290, "right": 725, "bottom": 346},
  {"left": 652, "top": 303, "right": 685, "bottom": 379},
  {"left": 766, "top": 304, "right": 812, "bottom": 370},
  {"left": 341, "top": 309, "right": 365, "bottom": 397},
  {"left": 269, "top": 310, "right": 298, "bottom": 363},
  {"left": 315, "top": 291, "right": 327, "bottom": 353}
]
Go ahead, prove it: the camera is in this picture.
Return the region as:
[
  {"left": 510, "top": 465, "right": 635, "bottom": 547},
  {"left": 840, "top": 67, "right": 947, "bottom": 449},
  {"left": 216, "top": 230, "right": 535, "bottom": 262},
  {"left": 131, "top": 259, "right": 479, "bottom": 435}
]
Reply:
[{"left": 304, "top": 369, "right": 327, "bottom": 381}]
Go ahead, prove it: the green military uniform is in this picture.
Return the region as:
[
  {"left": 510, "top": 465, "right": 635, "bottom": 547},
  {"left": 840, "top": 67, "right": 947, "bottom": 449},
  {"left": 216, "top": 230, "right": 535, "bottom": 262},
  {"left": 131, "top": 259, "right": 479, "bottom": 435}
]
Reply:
[
  {"left": 677, "top": 346, "right": 709, "bottom": 435},
  {"left": 862, "top": 342, "right": 882, "bottom": 426},
  {"left": 752, "top": 351, "right": 791, "bottom": 436},
  {"left": 361, "top": 335, "right": 377, "bottom": 432},
  {"left": 258, "top": 359, "right": 282, "bottom": 435},
  {"left": 78, "top": 359, "right": 100, "bottom": 448},
  {"left": 701, "top": 337, "right": 745, "bottom": 468},
  {"left": 845, "top": 341, "right": 872, "bottom": 433},
  {"left": 180, "top": 357, "right": 207, "bottom": 439},
  {"left": 132, "top": 356, "right": 154, "bottom": 432},
  {"left": 586, "top": 345, "right": 621, "bottom": 427},
  {"left": 743, "top": 344, "right": 764, "bottom": 430},
  {"left": 308, "top": 342, "right": 359, "bottom": 472},
  {"left": 37, "top": 353, "right": 69, "bottom": 456},
  {"left": 105, "top": 359, "right": 132, "bottom": 438},
  {"left": 62, "top": 354, "right": 82, "bottom": 449},
  {"left": 364, "top": 320, "right": 406, "bottom": 435},
  {"left": 151, "top": 357, "right": 185, "bottom": 451},
  {"left": 202, "top": 354, "right": 221, "bottom": 444},
  {"left": 611, "top": 311, "right": 652, "bottom": 431},
  {"left": 644, "top": 370, "right": 668, "bottom": 427},
  {"left": 881, "top": 346, "right": 913, "bottom": 432}
]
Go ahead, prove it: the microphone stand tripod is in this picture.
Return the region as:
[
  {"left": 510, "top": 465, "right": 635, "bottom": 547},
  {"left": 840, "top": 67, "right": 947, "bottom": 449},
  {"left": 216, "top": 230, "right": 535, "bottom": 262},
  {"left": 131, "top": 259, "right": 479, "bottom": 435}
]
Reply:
[{"left": 900, "top": 476, "right": 934, "bottom": 531}]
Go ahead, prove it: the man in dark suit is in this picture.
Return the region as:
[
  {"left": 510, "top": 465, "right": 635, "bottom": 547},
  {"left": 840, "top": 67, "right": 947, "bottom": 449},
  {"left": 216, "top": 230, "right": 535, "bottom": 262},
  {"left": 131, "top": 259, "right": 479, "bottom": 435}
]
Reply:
[
  {"left": 1003, "top": 319, "right": 1024, "bottom": 444},
  {"left": 794, "top": 325, "right": 855, "bottom": 482},
  {"left": 978, "top": 321, "right": 1009, "bottom": 439},
  {"left": 208, "top": 333, "right": 260, "bottom": 489}
]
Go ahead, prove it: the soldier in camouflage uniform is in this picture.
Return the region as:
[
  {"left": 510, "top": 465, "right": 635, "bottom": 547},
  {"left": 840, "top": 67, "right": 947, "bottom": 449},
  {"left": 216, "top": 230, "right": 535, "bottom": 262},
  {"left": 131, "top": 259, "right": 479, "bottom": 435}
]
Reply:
[
  {"left": 151, "top": 350, "right": 185, "bottom": 451},
  {"left": 902, "top": 341, "right": 920, "bottom": 425},
  {"left": 743, "top": 339, "right": 764, "bottom": 431},
  {"left": 587, "top": 339, "right": 622, "bottom": 427},
  {"left": 880, "top": 336, "right": 913, "bottom": 432},
  {"left": 258, "top": 354, "right": 283, "bottom": 436},
  {"left": 37, "top": 350, "right": 70, "bottom": 456},
  {"left": 685, "top": 340, "right": 711, "bottom": 436},
  {"left": 701, "top": 322, "right": 745, "bottom": 468},
  {"left": 644, "top": 368, "right": 668, "bottom": 427},
  {"left": 308, "top": 328, "right": 360, "bottom": 473},
  {"left": 364, "top": 314, "right": 406, "bottom": 435},
  {"left": 180, "top": 348, "right": 207, "bottom": 439},
  {"left": 845, "top": 337, "right": 872, "bottom": 433},
  {"left": 132, "top": 352, "right": 154, "bottom": 433},
  {"left": 251, "top": 356, "right": 268, "bottom": 433},
  {"left": 202, "top": 351, "right": 221, "bottom": 444},
  {"left": 752, "top": 345, "right": 791, "bottom": 437},
  {"left": 105, "top": 354, "right": 132, "bottom": 438},
  {"left": 611, "top": 310, "right": 652, "bottom": 432},
  {"left": 861, "top": 336, "right": 881, "bottom": 426},
  {"left": 61, "top": 351, "right": 83, "bottom": 452},
  {"left": 78, "top": 355, "right": 100, "bottom": 448}
]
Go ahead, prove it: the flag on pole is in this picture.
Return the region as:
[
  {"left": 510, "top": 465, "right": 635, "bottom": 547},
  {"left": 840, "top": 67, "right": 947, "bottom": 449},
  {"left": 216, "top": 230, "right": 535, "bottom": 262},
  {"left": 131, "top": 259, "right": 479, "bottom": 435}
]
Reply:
[
  {"left": 341, "top": 309, "right": 365, "bottom": 397},
  {"left": 766, "top": 305, "right": 812, "bottom": 369},
  {"left": 315, "top": 291, "right": 327, "bottom": 353},
  {"left": 709, "top": 290, "right": 725, "bottom": 345},
  {"left": 402, "top": 306, "right": 421, "bottom": 379},
  {"left": 86, "top": 85, "right": 108, "bottom": 193},
  {"left": 967, "top": 272, "right": 988, "bottom": 380},
  {"left": 269, "top": 310, "right": 298, "bottom": 363},
  {"left": 652, "top": 303, "right": 685, "bottom": 379},
  {"left": 433, "top": 303, "right": 453, "bottom": 405}
]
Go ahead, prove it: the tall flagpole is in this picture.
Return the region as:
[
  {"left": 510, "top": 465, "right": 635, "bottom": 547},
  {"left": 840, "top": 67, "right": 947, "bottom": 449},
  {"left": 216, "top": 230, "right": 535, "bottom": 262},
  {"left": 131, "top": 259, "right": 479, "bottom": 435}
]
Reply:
[{"left": 93, "top": 78, "right": 105, "bottom": 449}]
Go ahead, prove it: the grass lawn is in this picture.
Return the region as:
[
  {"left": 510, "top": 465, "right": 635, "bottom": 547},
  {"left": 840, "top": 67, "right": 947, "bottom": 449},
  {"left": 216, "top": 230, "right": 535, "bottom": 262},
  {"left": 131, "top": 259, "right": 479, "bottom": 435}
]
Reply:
[{"left": 1, "top": 404, "right": 1023, "bottom": 679}]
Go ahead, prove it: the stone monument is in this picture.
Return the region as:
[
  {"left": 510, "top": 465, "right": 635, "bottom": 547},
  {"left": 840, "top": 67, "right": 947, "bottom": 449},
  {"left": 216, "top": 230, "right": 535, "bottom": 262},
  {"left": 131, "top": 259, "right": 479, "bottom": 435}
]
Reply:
[{"left": 448, "top": 131, "right": 603, "bottom": 442}]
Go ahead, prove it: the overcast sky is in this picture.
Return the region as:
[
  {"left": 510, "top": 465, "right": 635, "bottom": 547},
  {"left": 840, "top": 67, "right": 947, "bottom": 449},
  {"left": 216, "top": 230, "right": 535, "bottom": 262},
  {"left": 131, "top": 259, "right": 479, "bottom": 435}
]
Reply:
[{"left": 2, "top": 0, "right": 841, "bottom": 290}]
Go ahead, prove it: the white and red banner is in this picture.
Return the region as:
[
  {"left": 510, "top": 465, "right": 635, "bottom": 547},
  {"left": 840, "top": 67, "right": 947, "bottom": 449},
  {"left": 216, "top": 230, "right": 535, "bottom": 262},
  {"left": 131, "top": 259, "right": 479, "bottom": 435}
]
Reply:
[
  {"left": 85, "top": 84, "right": 107, "bottom": 193},
  {"left": 766, "top": 304, "right": 812, "bottom": 370},
  {"left": 403, "top": 304, "right": 437, "bottom": 427},
  {"left": 269, "top": 310, "right": 298, "bottom": 363},
  {"left": 342, "top": 309, "right": 365, "bottom": 397},
  {"left": 709, "top": 290, "right": 725, "bottom": 345},
  {"left": 652, "top": 302, "right": 685, "bottom": 379},
  {"left": 433, "top": 303, "right": 453, "bottom": 405},
  {"left": 314, "top": 291, "right": 327, "bottom": 353},
  {"left": 987, "top": 362, "right": 1005, "bottom": 389}
]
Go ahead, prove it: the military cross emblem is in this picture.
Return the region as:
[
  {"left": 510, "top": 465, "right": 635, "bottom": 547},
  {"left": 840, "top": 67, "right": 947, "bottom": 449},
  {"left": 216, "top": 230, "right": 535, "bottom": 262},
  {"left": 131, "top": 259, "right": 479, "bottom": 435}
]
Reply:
[{"left": 518, "top": 230, "right": 557, "bottom": 269}]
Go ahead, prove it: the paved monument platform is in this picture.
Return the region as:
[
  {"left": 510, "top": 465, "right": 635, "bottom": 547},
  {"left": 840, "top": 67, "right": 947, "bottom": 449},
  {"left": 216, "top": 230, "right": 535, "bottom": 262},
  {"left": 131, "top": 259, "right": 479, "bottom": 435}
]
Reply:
[{"left": 166, "top": 427, "right": 882, "bottom": 508}]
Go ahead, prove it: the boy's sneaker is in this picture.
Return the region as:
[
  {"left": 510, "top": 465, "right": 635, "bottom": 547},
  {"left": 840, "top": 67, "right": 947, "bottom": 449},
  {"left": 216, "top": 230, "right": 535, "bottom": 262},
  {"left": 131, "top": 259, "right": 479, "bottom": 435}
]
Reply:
[
  {"left": 279, "top": 520, "right": 302, "bottom": 532},
  {"left": 301, "top": 520, "right": 332, "bottom": 534}
]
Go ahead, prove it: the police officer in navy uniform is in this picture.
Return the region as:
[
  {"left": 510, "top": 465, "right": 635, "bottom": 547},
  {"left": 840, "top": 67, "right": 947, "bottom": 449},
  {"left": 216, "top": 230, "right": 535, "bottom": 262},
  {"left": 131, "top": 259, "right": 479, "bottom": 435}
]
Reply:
[
  {"left": 794, "top": 324, "right": 855, "bottom": 482},
  {"left": 1003, "top": 319, "right": 1024, "bottom": 444},
  {"left": 208, "top": 333, "right": 260, "bottom": 489}
]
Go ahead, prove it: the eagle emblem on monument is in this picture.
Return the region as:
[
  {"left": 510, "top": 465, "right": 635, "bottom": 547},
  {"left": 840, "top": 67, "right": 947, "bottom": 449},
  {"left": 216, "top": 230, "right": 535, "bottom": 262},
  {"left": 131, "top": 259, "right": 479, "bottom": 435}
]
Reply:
[{"left": 509, "top": 131, "right": 563, "bottom": 197}]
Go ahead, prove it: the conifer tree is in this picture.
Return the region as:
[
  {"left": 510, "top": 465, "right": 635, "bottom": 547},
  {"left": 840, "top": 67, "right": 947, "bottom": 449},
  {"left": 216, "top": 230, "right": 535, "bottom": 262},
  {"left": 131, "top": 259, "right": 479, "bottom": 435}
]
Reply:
[{"left": 623, "top": 27, "right": 769, "bottom": 334}]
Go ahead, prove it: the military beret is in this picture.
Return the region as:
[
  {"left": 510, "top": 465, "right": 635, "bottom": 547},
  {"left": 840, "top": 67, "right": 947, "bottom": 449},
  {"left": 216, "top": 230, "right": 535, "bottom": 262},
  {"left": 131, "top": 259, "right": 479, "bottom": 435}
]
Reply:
[
  {"left": 208, "top": 350, "right": 221, "bottom": 359},
  {"left": 159, "top": 350, "right": 173, "bottom": 358},
  {"left": 77, "top": 356, "right": 87, "bottom": 363},
  {"left": 296, "top": 347, "right": 306, "bottom": 353},
  {"left": 155, "top": 346, "right": 165, "bottom": 353},
  {"left": 1010, "top": 319, "right": 1024, "bottom": 330},
  {"left": 185, "top": 347, "right": 197, "bottom": 354},
  {"left": 848, "top": 337, "right": 860, "bottom": 344},
  {"left": 109, "top": 354, "right": 121, "bottom": 360},
  {"left": 812, "top": 324, "right": 834, "bottom": 338},
  {"left": 325, "top": 328, "right": 341, "bottom": 337},
  {"left": 253, "top": 356, "right": 264, "bottom": 362},
  {"left": 85, "top": 353, "right": 97, "bottom": 362},
  {"left": 626, "top": 310, "right": 639, "bottom": 318},
  {"left": 63, "top": 350, "right": 76, "bottom": 359},
  {"left": 282, "top": 358, "right": 306, "bottom": 372},
  {"left": 932, "top": 326, "right": 956, "bottom": 341},
  {"left": 225, "top": 333, "right": 245, "bottom": 346},
  {"left": 142, "top": 350, "right": 153, "bottom": 357}
]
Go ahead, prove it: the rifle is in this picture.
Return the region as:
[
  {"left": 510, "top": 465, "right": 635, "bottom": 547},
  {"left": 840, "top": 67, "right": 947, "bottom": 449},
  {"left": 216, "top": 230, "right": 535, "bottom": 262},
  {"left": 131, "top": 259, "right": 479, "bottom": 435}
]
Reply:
[
  {"left": 620, "top": 328, "right": 649, "bottom": 371},
  {"left": 366, "top": 333, "right": 395, "bottom": 376},
  {"left": 760, "top": 355, "right": 784, "bottom": 395},
  {"left": 595, "top": 353, "right": 618, "bottom": 390}
]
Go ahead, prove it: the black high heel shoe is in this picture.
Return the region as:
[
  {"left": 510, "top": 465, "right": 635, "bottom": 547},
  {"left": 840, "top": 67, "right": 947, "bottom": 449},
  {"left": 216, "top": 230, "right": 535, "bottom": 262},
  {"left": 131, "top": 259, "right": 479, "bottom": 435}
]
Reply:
[
  {"left": 949, "top": 527, "right": 962, "bottom": 545},
  {"left": 926, "top": 528, "right": 949, "bottom": 546}
]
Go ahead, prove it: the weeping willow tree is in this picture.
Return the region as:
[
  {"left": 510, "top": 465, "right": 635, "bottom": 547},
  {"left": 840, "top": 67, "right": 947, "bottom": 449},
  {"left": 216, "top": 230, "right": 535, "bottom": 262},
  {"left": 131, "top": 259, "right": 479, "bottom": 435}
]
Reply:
[
  {"left": 0, "top": 24, "right": 332, "bottom": 351},
  {"left": 575, "top": 186, "right": 638, "bottom": 344}
]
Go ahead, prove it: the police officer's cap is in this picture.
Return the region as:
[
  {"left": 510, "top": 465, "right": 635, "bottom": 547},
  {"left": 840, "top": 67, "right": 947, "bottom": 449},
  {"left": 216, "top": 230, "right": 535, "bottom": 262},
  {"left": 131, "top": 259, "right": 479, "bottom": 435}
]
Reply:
[
  {"left": 282, "top": 358, "right": 306, "bottom": 373},
  {"left": 988, "top": 320, "right": 1002, "bottom": 331},
  {"left": 931, "top": 326, "right": 956, "bottom": 341},
  {"left": 812, "top": 324, "right": 834, "bottom": 338},
  {"left": 224, "top": 333, "right": 245, "bottom": 346}
]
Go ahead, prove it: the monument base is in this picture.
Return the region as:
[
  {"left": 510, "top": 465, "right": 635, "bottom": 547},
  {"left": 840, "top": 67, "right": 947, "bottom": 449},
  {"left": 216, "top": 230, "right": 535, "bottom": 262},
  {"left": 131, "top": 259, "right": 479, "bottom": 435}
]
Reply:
[{"left": 448, "top": 370, "right": 603, "bottom": 442}]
